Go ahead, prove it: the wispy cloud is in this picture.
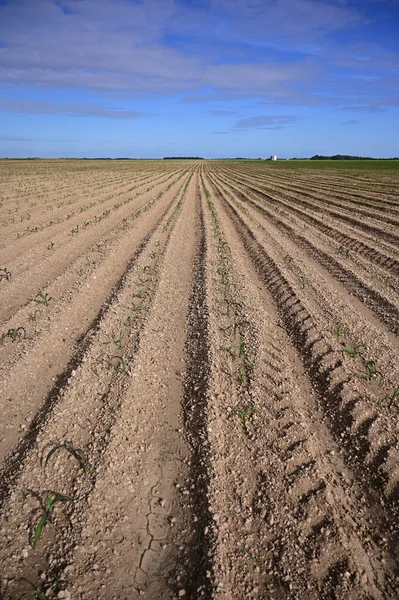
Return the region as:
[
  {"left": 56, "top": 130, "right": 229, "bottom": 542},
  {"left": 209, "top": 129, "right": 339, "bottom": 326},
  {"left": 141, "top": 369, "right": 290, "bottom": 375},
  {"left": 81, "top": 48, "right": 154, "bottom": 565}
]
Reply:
[
  {"left": 0, "top": 98, "right": 144, "bottom": 119},
  {"left": 234, "top": 115, "right": 301, "bottom": 129},
  {"left": 207, "top": 110, "right": 236, "bottom": 116},
  {"left": 0, "top": 135, "right": 34, "bottom": 142},
  {"left": 338, "top": 105, "right": 386, "bottom": 113},
  {"left": 340, "top": 120, "right": 360, "bottom": 125}
]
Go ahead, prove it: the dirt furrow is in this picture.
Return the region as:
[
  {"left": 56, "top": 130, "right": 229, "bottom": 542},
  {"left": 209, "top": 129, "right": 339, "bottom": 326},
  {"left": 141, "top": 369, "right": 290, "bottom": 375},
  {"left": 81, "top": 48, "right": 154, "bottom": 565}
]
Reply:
[
  {"left": 222, "top": 166, "right": 399, "bottom": 223},
  {"left": 208, "top": 171, "right": 399, "bottom": 482},
  {"left": 215, "top": 170, "right": 399, "bottom": 278},
  {"left": 0, "top": 171, "right": 197, "bottom": 600},
  {"left": 222, "top": 164, "right": 399, "bottom": 209},
  {"left": 0, "top": 167, "right": 190, "bottom": 323},
  {"left": 0, "top": 172, "right": 193, "bottom": 464},
  {"left": 208, "top": 172, "right": 399, "bottom": 567},
  {"left": 210, "top": 174, "right": 399, "bottom": 334},
  {"left": 199, "top": 173, "right": 396, "bottom": 598},
  {"left": 1, "top": 160, "right": 398, "bottom": 599}
]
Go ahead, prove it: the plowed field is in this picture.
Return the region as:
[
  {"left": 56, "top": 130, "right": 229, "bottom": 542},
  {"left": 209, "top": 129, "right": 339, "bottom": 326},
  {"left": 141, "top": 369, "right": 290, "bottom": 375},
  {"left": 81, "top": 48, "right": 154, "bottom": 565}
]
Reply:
[{"left": 1, "top": 159, "right": 398, "bottom": 599}]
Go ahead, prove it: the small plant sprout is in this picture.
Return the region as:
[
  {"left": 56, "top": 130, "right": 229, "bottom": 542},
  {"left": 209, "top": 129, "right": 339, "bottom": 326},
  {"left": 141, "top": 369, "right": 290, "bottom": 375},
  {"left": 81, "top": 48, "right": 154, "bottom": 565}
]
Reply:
[
  {"left": 71, "top": 224, "right": 79, "bottom": 235},
  {"left": 341, "top": 343, "right": 365, "bottom": 358},
  {"left": 332, "top": 322, "right": 348, "bottom": 340},
  {"left": 0, "top": 266, "right": 11, "bottom": 281},
  {"left": 380, "top": 386, "right": 399, "bottom": 409},
  {"left": 35, "top": 291, "right": 52, "bottom": 306},
  {"left": 338, "top": 246, "right": 349, "bottom": 257},
  {"left": 234, "top": 403, "right": 261, "bottom": 437},
  {"left": 44, "top": 441, "right": 89, "bottom": 474},
  {"left": 31, "top": 494, "right": 73, "bottom": 548},
  {"left": 299, "top": 277, "right": 307, "bottom": 288},
  {"left": 131, "top": 302, "right": 144, "bottom": 312},
  {"left": 364, "top": 360, "right": 384, "bottom": 384},
  {"left": 1, "top": 327, "right": 26, "bottom": 345},
  {"left": 104, "top": 330, "right": 124, "bottom": 350}
]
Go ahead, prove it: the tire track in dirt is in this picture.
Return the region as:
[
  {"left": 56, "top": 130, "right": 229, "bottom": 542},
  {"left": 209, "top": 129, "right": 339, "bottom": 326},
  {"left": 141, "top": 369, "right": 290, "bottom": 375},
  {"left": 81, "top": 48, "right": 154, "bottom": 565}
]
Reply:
[
  {"left": 204, "top": 173, "right": 399, "bottom": 597},
  {"left": 210, "top": 168, "right": 399, "bottom": 512},
  {"left": 200, "top": 172, "right": 394, "bottom": 598},
  {"left": 209, "top": 170, "right": 399, "bottom": 487}
]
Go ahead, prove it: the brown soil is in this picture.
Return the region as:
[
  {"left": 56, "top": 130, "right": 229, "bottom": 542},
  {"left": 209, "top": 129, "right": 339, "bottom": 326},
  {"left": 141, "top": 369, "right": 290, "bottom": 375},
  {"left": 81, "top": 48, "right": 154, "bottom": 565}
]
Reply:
[{"left": 0, "top": 160, "right": 398, "bottom": 599}]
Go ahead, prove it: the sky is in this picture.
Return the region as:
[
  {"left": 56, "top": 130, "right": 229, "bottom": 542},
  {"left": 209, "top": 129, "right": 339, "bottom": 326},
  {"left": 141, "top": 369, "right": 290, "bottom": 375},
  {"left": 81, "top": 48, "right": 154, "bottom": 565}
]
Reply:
[{"left": 0, "top": 0, "right": 398, "bottom": 158}]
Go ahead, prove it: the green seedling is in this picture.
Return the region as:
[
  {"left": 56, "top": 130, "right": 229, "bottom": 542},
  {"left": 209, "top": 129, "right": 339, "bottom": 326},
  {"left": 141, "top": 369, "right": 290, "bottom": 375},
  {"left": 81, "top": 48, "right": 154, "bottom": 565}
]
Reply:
[
  {"left": 337, "top": 246, "right": 349, "bottom": 257},
  {"left": 44, "top": 441, "right": 89, "bottom": 474},
  {"left": 1, "top": 327, "right": 26, "bottom": 345},
  {"left": 29, "top": 309, "right": 41, "bottom": 322},
  {"left": 0, "top": 267, "right": 11, "bottom": 281},
  {"left": 341, "top": 343, "right": 365, "bottom": 358},
  {"left": 234, "top": 403, "right": 261, "bottom": 437},
  {"left": 131, "top": 302, "right": 144, "bottom": 312},
  {"left": 35, "top": 291, "right": 52, "bottom": 306},
  {"left": 332, "top": 322, "right": 348, "bottom": 340},
  {"left": 104, "top": 330, "right": 124, "bottom": 350},
  {"left": 284, "top": 255, "right": 293, "bottom": 265},
  {"left": 226, "top": 344, "right": 235, "bottom": 358},
  {"left": 71, "top": 225, "right": 79, "bottom": 235},
  {"left": 380, "top": 386, "right": 399, "bottom": 409},
  {"left": 31, "top": 494, "right": 73, "bottom": 548},
  {"left": 241, "top": 548, "right": 260, "bottom": 565},
  {"left": 298, "top": 277, "right": 307, "bottom": 288},
  {"left": 124, "top": 315, "right": 132, "bottom": 328},
  {"left": 238, "top": 365, "right": 249, "bottom": 389},
  {"left": 217, "top": 266, "right": 230, "bottom": 288},
  {"left": 364, "top": 360, "right": 384, "bottom": 384}
]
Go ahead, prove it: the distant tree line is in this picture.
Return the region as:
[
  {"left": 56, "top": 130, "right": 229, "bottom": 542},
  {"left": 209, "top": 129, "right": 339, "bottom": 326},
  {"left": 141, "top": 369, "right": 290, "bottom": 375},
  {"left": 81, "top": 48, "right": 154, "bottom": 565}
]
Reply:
[{"left": 163, "top": 156, "right": 203, "bottom": 160}]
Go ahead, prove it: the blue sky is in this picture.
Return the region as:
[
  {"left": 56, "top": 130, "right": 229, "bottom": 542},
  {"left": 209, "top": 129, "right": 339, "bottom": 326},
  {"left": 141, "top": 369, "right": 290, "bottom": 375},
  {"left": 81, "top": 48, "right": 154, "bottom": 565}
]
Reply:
[{"left": 0, "top": 0, "right": 398, "bottom": 158}]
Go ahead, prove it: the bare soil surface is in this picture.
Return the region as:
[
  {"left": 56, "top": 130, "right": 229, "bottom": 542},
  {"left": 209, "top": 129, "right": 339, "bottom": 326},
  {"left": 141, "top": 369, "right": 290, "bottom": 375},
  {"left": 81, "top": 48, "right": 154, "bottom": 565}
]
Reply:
[{"left": 0, "top": 160, "right": 398, "bottom": 599}]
